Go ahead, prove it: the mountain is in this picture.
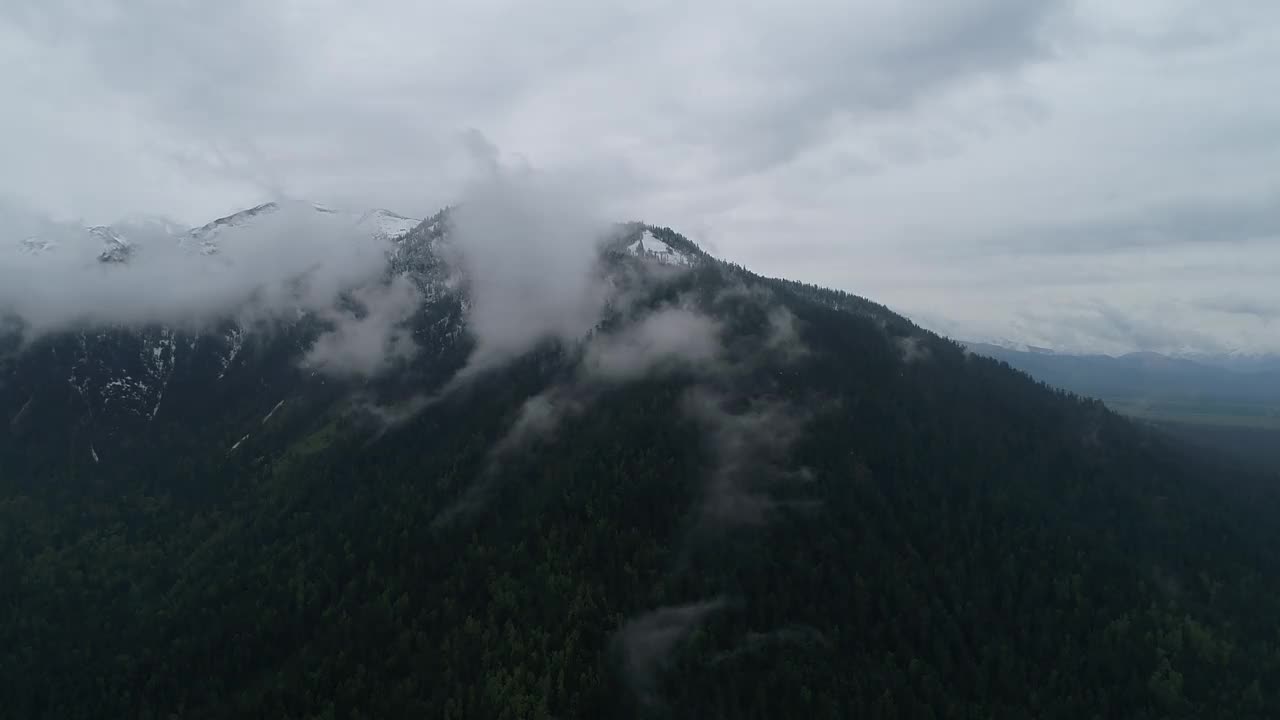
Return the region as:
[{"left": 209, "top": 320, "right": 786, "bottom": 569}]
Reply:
[
  {"left": 963, "top": 342, "right": 1280, "bottom": 405},
  {"left": 2, "top": 200, "right": 426, "bottom": 466},
  {"left": 186, "top": 202, "right": 421, "bottom": 255},
  {"left": 3, "top": 209, "right": 1280, "bottom": 719}
]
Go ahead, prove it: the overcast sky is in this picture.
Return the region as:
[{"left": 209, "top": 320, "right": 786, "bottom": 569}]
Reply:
[{"left": 3, "top": 0, "right": 1278, "bottom": 355}]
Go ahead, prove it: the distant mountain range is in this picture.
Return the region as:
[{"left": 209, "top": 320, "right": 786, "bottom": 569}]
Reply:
[{"left": 964, "top": 342, "right": 1280, "bottom": 406}]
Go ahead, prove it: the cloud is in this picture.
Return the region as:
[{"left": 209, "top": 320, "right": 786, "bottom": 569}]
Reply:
[
  {"left": 681, "top": 389, "right": 809, "bottom": 528},
  {"left": 1196, "top": 295, "right": 1279, "bottom": 321},
  {"left": 895, "top": 335, "right": 931, "bottom": 364},
  {"left": 303, "top": 274, "right": 421, "bottom": 377},
  {"left": 690, "top": 0, "right": 1064, "bottom": 173},
  {"left": 710, "top": 624, "right": 829, "bottom": 666},
  {"left": 445, "top": 162, "right": 613, "bottom": 380},
  {"left": 1011, "top": 300, "right": 1234, "bottom": 356},
  {"left": 615, "top": 599, "right": 725, "bottom": 710},
  {"left": 489, "top": 307, "right": 723, "bottom": 459},
  {"left": 485, "top": 282, "right": 810, "bottom": 473},
  {"left": 427, "top": 300, "right": 718, "bottom": 528},
  {"left": 763, "top": 307, "right": 808, "bottom": 360},
  {"left": 583, "top": 308, "right": 721, "bottom": 382},
  {"left": 0, "top": 199, "right": 393, "bottom": 337},
  {"left": 490, "top": 387, "right": 588, "bottom": 460},
  {"left": 6, "top": 1, "right": 1280, "bottom": 353},
  {"left": 610, "top": 381, "right": 818, "bottom": 709},
  {"left": 430, "top": 300, "right": 725, "bottom": 527}
]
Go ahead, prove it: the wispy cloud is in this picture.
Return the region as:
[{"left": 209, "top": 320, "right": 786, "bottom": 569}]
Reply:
[
  {"left": 303, "top": 275, "right": 421, "bottom": 378},
  {"left": 615, "top": 599, "right": 726, "bottom": 711},
  {"left": 583, "top": 308, "right": 721, "bottom": 382},
  {"left": 681, "top": 389, "right": 811, "bottom": 529},
  {"left": 444, "top": 161, "right": 614, "bottom": 382}
]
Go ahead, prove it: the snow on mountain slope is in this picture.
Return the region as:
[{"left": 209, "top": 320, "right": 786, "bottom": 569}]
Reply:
[
  {"left": 91, "top": 226, "right": 134, "bottom": 263},
  {"left": 8, "top": 201, "right": 423, "bottom": 263},
  {"left": 627, "top": 229, "right": 694, "bottom": 266},
  {"left": 65, "top": 325, "right": 179, "bottom": 426},
  {"left": 184, "top": 202, "right": 422, "bottom": 256},
  {"left": 183, "top": 202, "right": 284, "bottom": 255},
  {"left": 359, "top": 209, "right": 420, "bottom": 241}
]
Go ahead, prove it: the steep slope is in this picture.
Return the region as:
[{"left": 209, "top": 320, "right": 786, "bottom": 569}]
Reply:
[{"left": 2, "top": 218, "right": 1280, "bottom": 720}]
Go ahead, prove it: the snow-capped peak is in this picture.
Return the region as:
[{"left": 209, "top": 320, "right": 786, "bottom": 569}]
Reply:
[
  {"left": 184, "top": 202, "right": 283, "bottom": 254},
  {"left": 186, "top": 201, "right": 421, "bottom": 255},
  {"left": 626, "top": 229, "right": 693, "bottom": 267}
]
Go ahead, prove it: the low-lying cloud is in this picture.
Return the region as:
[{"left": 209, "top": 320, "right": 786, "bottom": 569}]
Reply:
[
  {"left": 429, "top": 302, "right": 719, "bottom": 516},
  {"left": 895, "top": 334, "right": 930, "bottom": 364},
  {"left": 616, "top": 599, "right": 726, "bottom": 710},
  {"left": 763, "top": 306, "right": 806, "bottom": 360},
  {"left": 0, "top": 198, "right": 393, "bottom": 337},
  {"left": 446, "top": 164, "right": 613, "bottom": 380},
  {"left": 494, "top": 306, "right": 722, "bottom": 454},
  {"left": 303, "top": 274, "right": 421, "bottom": 377},
  {"left": 426, "top": 303, "right": 725, "bottom": 528},
  {"left": 583, "top": 308, "right": 721, "bottom": 382},
  {"left": 682, "top": 389, "right": 809, "bottom": 528}
]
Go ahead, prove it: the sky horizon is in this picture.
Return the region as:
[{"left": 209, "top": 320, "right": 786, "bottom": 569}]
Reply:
[{"left": 3, "top": 0, "right": 1278, "bottom": 356}]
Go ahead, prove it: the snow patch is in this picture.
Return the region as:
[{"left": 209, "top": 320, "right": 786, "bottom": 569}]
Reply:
[
  {"left": 219, "top": 326, "right": 245, "bottom": 380},
  {"left": 10, "top": 395, "right": 33, "bottom": 428},
  {"left": 262, "top": 399, "right": 285, "bottom": 425},
  {"left": 230, "top": 434, "right": 249, "bottom": 452},
  {"left": 146, "top": 329, "right": 176, "bottom": 420},
  {"left": 90, "top": 444, "right": 100, "bottom": 463}
]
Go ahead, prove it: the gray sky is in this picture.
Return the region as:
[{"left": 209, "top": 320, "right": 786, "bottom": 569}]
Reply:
[{"left": 3, "top": 0, "right": 1278, "bottom": 355}]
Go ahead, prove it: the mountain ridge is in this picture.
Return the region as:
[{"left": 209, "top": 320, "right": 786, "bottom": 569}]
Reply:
[
  {"left": 3, "top": 213, "right": 1280, "bottom": 718},
  {"left": 7, "top": 200, "right": 423, "bottom": 265}
]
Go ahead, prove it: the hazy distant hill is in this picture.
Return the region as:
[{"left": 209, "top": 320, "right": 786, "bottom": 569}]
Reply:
[{"left": 963, "top": 342, "right": 1280, "bottom": 406}]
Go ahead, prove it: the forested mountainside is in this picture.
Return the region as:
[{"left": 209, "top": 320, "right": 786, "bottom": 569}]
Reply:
[{"left": 2, "top": 212, "right": 1280, "bottom": 719}]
